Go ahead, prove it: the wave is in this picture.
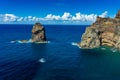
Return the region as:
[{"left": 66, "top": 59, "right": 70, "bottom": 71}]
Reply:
[
  {"left": 10, "top": 39, "right": 50, "bottom": 44},
  {"left": 10, "top": 41, "right": 16, "bottom": 43},
  {"left": 38, "top": 58, "right": 46, "bottom": 63},
  {"left": 71, "top": 42, "right": 81, "bottom": 48},
  {"left": 101, "top": 47, "right": 106, "bottom": 50},
  {"left": 111, "top": 48, "right": 117, "bottom": 53},
  {"left": 35, "top": 41, "right": 50, "bottom": 44}
]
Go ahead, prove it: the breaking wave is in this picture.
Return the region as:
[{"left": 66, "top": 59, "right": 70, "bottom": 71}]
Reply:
[
  {"left": 71, "top": 42, "right": 81, "bottom": 48},
  {"left": 38, "top": 58, "right": 46, "bottom": 63},
  {"left": 10, "top": 39, "right": 50, "bottom": 44},
  {"left": 101, "top": 47, "right": 106, "bottom": 50},
  {"left": 111, "top": 48, "right": 117, "bottom": 53}
]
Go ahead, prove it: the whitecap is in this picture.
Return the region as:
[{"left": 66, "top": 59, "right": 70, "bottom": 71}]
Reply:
[
  {"left": 10, "top": 41, "right": 16, "bottom": 43},
  {"left": 38, "top": 58, "right": 46, "bottom": 63},
  {"left": 47, "top": 41, "right": 51, "bottom": 43},
  {"left": 111, "top": 48, "right": 117, "bottom": 53},
  {"left": 78, "top": 46, "right": 81, "bottom": 48},
  {"left": 71, "top": 42, "right": 78, "bottom": 46},
  {"left": 11, "top": 39, "right": 51, "bottom": 44},
  {"left": 101, "top": 47, "right": 106, "bottom": 50},
  {"left": 71, "top": 42, "right": 81, "bottom": 48},
  {"left": 35, "top": 41, "right": 50, "bottom": 44},
  {"left": 17, "top": 40, "right": 27, "bottom": 43},
  {"left": 27, "top": 39, "right": 32, "bottom": 43}
]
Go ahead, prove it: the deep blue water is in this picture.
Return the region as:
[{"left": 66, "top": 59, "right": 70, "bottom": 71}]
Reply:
[{"left": 1, "top": 25, "right": 120, "bottom": 80}]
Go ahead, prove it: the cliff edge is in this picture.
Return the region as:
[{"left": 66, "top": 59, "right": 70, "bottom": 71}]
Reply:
[{"left": 79, "top": 10, "right": 120, "bottom": 49}]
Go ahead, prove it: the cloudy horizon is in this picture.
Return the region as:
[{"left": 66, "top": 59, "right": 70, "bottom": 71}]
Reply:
[
  {"left": 0, "top": 11, "right": 108, "bottom": 24},
  {"left": 0, "top": 0, "right": 119, "bottom": 25}
]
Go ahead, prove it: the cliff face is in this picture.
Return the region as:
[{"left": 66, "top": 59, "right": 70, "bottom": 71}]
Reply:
[
  {"left": 79, "top": 10, "right": 120, "bottom": 49},
  {"left": 31, "top": 23, "right": 46, "bottom": 42}
]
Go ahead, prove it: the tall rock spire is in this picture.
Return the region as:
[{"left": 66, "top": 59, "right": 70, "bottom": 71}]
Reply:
[{"left": 31, "top": 23, "right": 46, "bottom": 42}]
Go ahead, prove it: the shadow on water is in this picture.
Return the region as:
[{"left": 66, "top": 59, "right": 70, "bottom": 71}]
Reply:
[
  {"left": 31, "top": 43, "right": 48, "bottom": 80},
  {"left": 78, "top": 46, "right": 120, "bottom": 80},
  {"left": 31, "top": 43, "right": 47, "bottom": 60}
]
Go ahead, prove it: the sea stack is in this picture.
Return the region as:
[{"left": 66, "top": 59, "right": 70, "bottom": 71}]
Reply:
[
  {"left": 31, "top": 23, "right": 46, "bottom": 42},
  {"left": 79, "top": 10, "right": 120, "bottom": 49}
]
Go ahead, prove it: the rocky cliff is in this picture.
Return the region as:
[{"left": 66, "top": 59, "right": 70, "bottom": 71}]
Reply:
[
  {"left": 79, "top": 10, "right": 120, "bottom": 49},
  {"left": 31, "top": 23, "right": 46, "bottom": 42}
]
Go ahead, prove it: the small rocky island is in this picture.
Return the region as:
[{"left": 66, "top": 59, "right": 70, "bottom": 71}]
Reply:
[
  {"left": 12, "top": 22, "right": 47, "bottom": 43},
  {"left": 79, "top": 10, "right": 120, "bottom": 49},
  {"left": 31, "top": 23, "right": 47, "bottom": 42}
]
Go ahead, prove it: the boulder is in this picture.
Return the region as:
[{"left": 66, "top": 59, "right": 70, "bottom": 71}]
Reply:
[
  {"left": 79, "top": 10, "right": 120, "bottom": 49},
  {"left": 31, "top": 23, "right": 46, "bottom": 42}
]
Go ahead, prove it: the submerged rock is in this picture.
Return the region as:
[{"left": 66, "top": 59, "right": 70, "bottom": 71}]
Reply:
[
  {"left": 79, "top": 10, "right": 120, "bottom": 49},
  {"left": 31, "top": 23, "right": 46, "bottom": 42}
]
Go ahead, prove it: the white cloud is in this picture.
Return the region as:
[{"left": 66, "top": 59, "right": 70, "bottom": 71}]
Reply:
[
  {"left": 17, "top": 17, "right": 24, "bottom": 21},
  {"left": 99, "top": 11, "right": 108, "bottom": 18},
  {"left": 62, "top": 12, "right": 72, "bottom": 20},
  {"left": 4, "top": 14, "right": 17, "bottom": 22},
  {"left": 72, "top": 13, "right": 81, "bottom": 20},
  {"left": 45, "top": 14, "right": 60, "bottom": 20},
  {"left": 72, "top": 13, "right": 97, "bottom": 22},
  {"left": 0, "top": 11, "right": 108, "bottom": 24}
]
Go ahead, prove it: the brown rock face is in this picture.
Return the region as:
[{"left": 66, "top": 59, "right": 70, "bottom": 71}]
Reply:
[
  {"left": 31, "top": 23, "right": 46, "bottom": 42},
  {"left": 115, "top": 10, "right": 120, "bottom": 19},
  {"left": 79, "top": 10, "right": 120, "bottom": 49}
]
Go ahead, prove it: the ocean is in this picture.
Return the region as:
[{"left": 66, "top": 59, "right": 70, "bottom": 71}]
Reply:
[{"left": 1, "top": 24, "right": 120, "bottom": 80}]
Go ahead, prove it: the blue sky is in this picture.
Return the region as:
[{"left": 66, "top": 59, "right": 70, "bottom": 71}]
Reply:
[{"left": 0, "top": 0, "right": 120, "bottom": 24}]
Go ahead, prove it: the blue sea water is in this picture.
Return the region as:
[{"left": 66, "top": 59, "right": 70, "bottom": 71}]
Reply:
[{"left": 1, "top": 24, "right": 120, "bottom": 80}]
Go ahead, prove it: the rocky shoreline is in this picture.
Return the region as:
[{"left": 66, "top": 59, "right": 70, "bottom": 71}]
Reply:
[{"left": 79, "top": 10, "right": 120, "bottom": 49}]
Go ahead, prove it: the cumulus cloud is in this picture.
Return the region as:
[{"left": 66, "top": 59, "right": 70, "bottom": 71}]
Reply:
[
  {"left": 0, "top": 11, "right": 108, "bottom": 24},
  {"left": 45, "top": 14, "right": 60, "bottom": 20},
  {"left": 99, "top": 11, "right": 108, "bottom": 18},
  {"left": 62, "top": 12, "right": 72, "bottom": 20},
  {"left": 17, "top": 17, "right": 24, "bottom": 21},
  {"left": 72, "top": 13, "right": 97, "bottom": 22},
  {"left": 4, "top": 14, "right": 18, "bottom": 22}
]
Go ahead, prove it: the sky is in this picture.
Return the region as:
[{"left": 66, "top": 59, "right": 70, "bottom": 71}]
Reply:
[{"left": 0, "top": 0, "right": 120, "bottom": 24}]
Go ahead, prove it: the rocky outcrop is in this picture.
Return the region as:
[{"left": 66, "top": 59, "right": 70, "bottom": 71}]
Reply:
[
  {"left": 79, "top": 10, "right": 120, "bottom": 49},
  {"left": 31, "top": 23, "right": 46, "bottom": 42}
]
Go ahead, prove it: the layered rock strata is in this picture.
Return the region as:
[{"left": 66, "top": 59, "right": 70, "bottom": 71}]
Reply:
[{"left": 79, "top": 10, "right": 120, "bottom": 49}]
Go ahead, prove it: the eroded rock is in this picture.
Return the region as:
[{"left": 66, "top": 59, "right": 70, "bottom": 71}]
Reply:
[
  {"left": 79, "top": 10, "right": 120, "bottom": 49},
  {"left": 31, "top": 23, "right": 46, "bottom": 42}
]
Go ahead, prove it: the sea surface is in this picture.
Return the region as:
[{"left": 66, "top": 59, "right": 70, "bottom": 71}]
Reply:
[{"left": 1, "top": 24, "right": 120, "bottom": 80}]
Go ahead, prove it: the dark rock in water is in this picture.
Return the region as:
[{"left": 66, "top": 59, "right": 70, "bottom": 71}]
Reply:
[
  {"left": 31, "top": 23, "right": 46, "bottom": 42},
  {"left": 79, "top": 10, "right": 120, "bottom": 49}
]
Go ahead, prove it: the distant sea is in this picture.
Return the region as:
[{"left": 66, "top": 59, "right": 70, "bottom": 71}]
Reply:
[{"left": 1, "top": 24, "right": 120, "bottom": 80}]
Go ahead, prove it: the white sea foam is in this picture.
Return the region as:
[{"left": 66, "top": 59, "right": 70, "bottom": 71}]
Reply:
[
  {"left": 10, "top": 39, "right": 50, "bottom": 44},
  {"left": 38, "top": 58, "right": 46, "bottom": 63},
  {"left": 71, "top": 42, "right": 78, "bottom": 46},
  {"left": 71, "top": 42, "right": 81, "bottom": 48},
  {"left": 78, "top": 46, "right": 81, "bottom": 48},
  {"left": 27, "top": 39, "right": 32, "bottom": 43},
  {"left": 35, "top": 41, "right": 50, "bottom": 44},
  {"left": 10, "top": 41, "right": 16, "bottom": 43},
  {"left": 111, "top": 48, "right": 117, "bottom": 53},
  {"left": 17, "top": 40, "right": 24, "bottom": 43},
  {"left": 101, "top": 47, "right": 106, "bottom": 50}
]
